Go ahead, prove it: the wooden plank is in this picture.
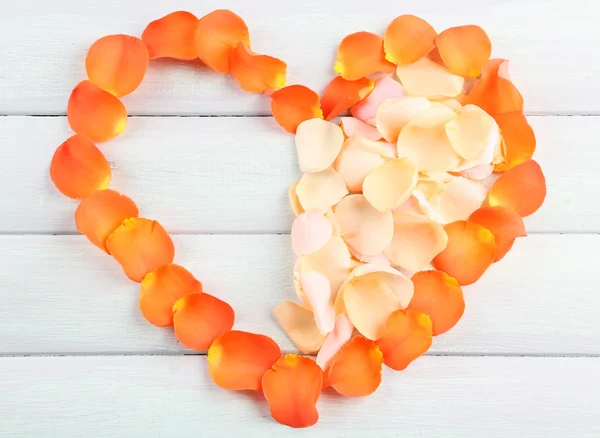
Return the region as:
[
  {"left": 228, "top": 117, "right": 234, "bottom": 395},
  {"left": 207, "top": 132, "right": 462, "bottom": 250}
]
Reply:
[
  {"left": 1, "top": 234, "right": 598, "bottom": 355},
  {"left": 0, "top": 355, "right": 597, "bottom": 437},
  {"left": 0, "top": 115, "right": 597, "bottom": 234},
  {"left": 1, "top": 0, "right": 599, "bottom": 115}
]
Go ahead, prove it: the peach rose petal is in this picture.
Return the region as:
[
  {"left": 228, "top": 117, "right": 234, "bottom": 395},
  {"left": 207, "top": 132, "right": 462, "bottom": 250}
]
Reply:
[
  {"left": 340, "top": 117, "right": 382, "bottom": 140},
  {"left": 324, "top": 336, "right": 383, "bottom": 396},
  {"left": 384, "top": 15, "right": 437, "bottom": 66},
  {"left": 432, "top": 220, "right": 496, "bottom": 285},
  {"left": 439, "top": 98, "right": 463, "bottom": 113},
  {"left": 106, "top": 218, "right": 175, "bottom": 283},
  {"left": 397, "top": 107, "right": 462, "bottom": 172},
  {"left": 316, "top": 313, "right": 354, "bottom": 370},
  {"left": 446, "top": 105, "right": 499, "bottom": 160},
  {"left": 85, "top": 34, "right": 149, "bottom": 97},
  {"left": 288, "top": 180, "right": 304, "bottom": 215},
  {"left": 172, "top": 293, "right": 234, "bottom": 351},
  {"left": 375, "top": 97, "right": 431, "bottom": 142},
  {"left": 460, "top": 164, "right": 494, "bottom": 180},
  {"left": 195, "top": 9, "right": 250, "bottom": 73},
  {"left": 291, "top": 212, "right": 333, "bottom": 256},
  {"left": 351, "top": 77, "right": 407, "bottom": 124},
  {"left": 438, "top": 177, "right": 488, "bottom": 223},
  {"left": 262, "top": 354, "right": 323, "bottom": 428},
  {"left": 320, "top": 76, "right": 374, "bottom": 120},
  {"left": 488, "top": 159, "right": 546, "bottom": 217},
  {"left": 297, "top": 271, "right": 335, "bottom": 334},
  {"left": 271, "top": 85, "right": 323, "bottom": 134},
  {"left": 469, "top": 205, "right": 527, "bottom": 261},
  {"left": 396, "top": 57, "right": 464, "bottom": 98},
  {"left": 435, "top": 25, "right": 492, "bottom": 78},
  {"left": 295, "top": 119, "right": 344, "bottom": 172},
  {"left": 335, "top": 31, "right": 395, "bottom": 81},
  {"left": 296, "top": 167, "right": 348, "bottom": 212},
  {"left": 139, "top": 264, "right": 202, "bottom": 327},
  {"left": 50, "top": 134, "right": 111, "bottom": 199},
  {"left": 208, "top": 330, "right": 281, "bottom": 391},
  {"left": 230, "top": 42, "right": 287, "bottom": 93},
  {"left": 408, "top": 270, "right": 465, "bottom": 335},
  {"left": 274, "top": 302, "right": 326, "bottom": 354},
  {"left": 142, "top": 11, "right": 198, "bottom": 61},
  {"left": 384, "top": 211, "right": 448, "bottom": 271},
  {"left": 375, "top": 309, "right": 432, "bottom": 370},
  {"left": 75, "top": 189, "right": 139, "bottom": 252},
  {"left": 363, "top": 158, "right": 418, "bottom": 211},
  {"left": 494, "top": 111, "right": 537, "bottom": 171},
  {"left": 349, "top": 247, "right": 391, "bottom": 266},
  {"left": 467, "top": 59, "right": 523, "bottom": 117},
  {"left": 335, "top": 194, "right": 394, "bottom": 256},
  {"left": 67, "top": 80, "right": 127, "bottom": 143}
]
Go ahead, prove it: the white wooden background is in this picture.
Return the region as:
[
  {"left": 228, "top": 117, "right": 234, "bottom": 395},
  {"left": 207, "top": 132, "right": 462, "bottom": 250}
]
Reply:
[{"left": 1, "top": 0, "right": 599, "bottom": 436}]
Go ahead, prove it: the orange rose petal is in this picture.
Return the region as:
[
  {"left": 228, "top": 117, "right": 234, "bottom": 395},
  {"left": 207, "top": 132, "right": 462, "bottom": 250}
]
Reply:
[
  {"left": 335, "top": 31, "right": 395, "bottom": 80},
  {"left": 466, "top": 59, "right": 524, "bottom": 117},
  {"left": 494, "top": 111, "right": 537, "bottom": 171},
  {"left": 469, "top": 205, "right": 527, "bottom": 261},
  {"left": 75, "top": 189, "right": 139, "bottom": 252},
  {"left": 208, "top": 330, "right": 281, "bottom": 391},
  {"left": 173, "top": 293, "right": 235, "bottom": 351},
  {"left": 432, "top": 220, "right": 496, "bottom": 286},
  {"left": 106, "top": 218, "right": 175, "bottom": 283},
  {"left": 142, "top": 11, "right": 198, "bottom": 61},
  {"left": 384, "top": 15, "right": 437, "bottom": 66},
  {"left": 68, "top": 80, "right": 127, "bottom": 143},
  {"left": 435, "top": 25, "right": 492, "bottom": 77},
  {"left": 324, "top": 336, "right": 383, "bottom": 396},
  {"left": 262, "top": 354, "right": 323, "bottom": 428},
  {"left": 139, "top": 264, "right": 202, "bottom": 327},
  {"left": 50, "top": 134, "right": 111, "bottom": 199},
  {"left": 271, "top": 85, "right": 323, "bottom": 133},
  {"left": 274, "top": 302, "right": 326, "bottom": 353},
  {"left": 376, "top": 309, "right": 432, "bottom": 370},
  {"left": 488, "top": 159, "right": 546, "bottom": 217},
  {"left": 230, "top": 42, "right": 287, "bottom": 93},
  {"left": 408, "top": 270, "right": 465, "bottom": 335},
  {"left": 320, "top": 76, "right": 374, "bottom": 120},
  {"left": 195, "top": 9, "right": 250, "bottom": 73},
  {"left": 85, "top": 34, "right": 149, "bottom": 97}
]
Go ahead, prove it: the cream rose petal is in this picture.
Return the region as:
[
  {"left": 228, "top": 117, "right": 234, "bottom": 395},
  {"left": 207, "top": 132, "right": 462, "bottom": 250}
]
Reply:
[
  {"left": 291, "top": 211, "right": 333, "bottom": 255},
  {"left": 438, "top": 177, "right": 488, "bottom": 223},
  {"left": 274, "top": 301, "right": 326, "bottom": 354},
  {"left": 288, "top": 180, "right": 304, "bottom": 215},
  {"left": 363, "top": 158, "right": 418, "bottom": 212},
  {"left": 453, "top": 105, "right": 502, "bottom": 171},
  {"left": 375, "top": 97, "right": 431, "bottom": 142},
  {"left": 315, "top": 313, "right": 354, "bottom": 370},
  {"left": 296, "top": 167, "right": 348, "bottom": 212},
  {"left": 446, "top": 105, "right": 499, "bottom": 160},
  {"left": 340, "top": 117, "right": 382, "bottom": 141},
  {"left": 351, "top": 76, "right": 407, "bottom": 124},
  {"left": 396, "top": 57, "right": 465, "bottom": 98},
  {"left": 295, "top": 118, "right": 344, "bottom": 172}
]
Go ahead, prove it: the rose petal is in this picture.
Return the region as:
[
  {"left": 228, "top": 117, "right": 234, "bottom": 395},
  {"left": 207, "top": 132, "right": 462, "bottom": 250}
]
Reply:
[
  {"left": 340, "top": 117, "right": 382, "bottom": 140},
  {"left": 274, "top": 302, "right": 326, "bottom": 353},
  {"left": 50, "top": 134, "right": 111, "bottom": 199},
  {"left": 437, "top": 177, "right": 488, "bottom": 223},
  {"left": 67, "top": 80, "right": 127, "bottom": 142},
  {"left": 408, "top": 270, "right": 465, "bottom": 335},
  {"left": 296, "top": 271, "right": 335, "bottom": 334},
  {"left": 351, "top": 77, "right": 407, "bottom": 123},
  {"left": 446, "top": 105, "right": 499, "bottom": 160},
  {"left": 460, "top": 164, "right": 494, "bottom": 180},
  {"left": 493, "top": 111, "right": 537, "bottom": 172},
  {"left": 363, "top": 158, "right": 418, "bottom": 211},
  {"left": 384, "top": 211, "right": 448, "bottom": 271},
  {"left": 466, "top": 59, "right": 523, "bottom": 117},
  {"left": 375, "top": 309, "right": 432, "bottom": 370},
  {"left": 208, "top": 330, "right": 281, "bottom": 390},
  {"left": 106, "top": 218, "right": 175, "bottom": 283},
  {"left": 335, "top": 32, "right": 395, "bottom": 80},
  {"left": 142, "top": 11, "right": 198, "bottom": 60},
  {"left": 295, "top": 119, "right": 344, "bottom": 172},
  {"left": 288, "top": 180, "right": 304, "bottom": 215},
  {"left": 335, "top": 194, "right": 394, "bottom": 256},
  {"left": 194, "top": 9, "right": 250, "bottom": 73},
  {"left": 487, "top": 159, "right": 546, "bottom": 217},
  {"left": 262, "top": 354, "right": 323, "bottom": 428},
  {"left": 85, "top": 34, "right": 148, "bottom": 97},
  {"left": 469, "top": 205, "right": 527, "bottom": 261},
  {"left": 384, "top": 15, "right": 437, "bottom": 66},
  {"left": 291, "top": 212, "right": 333, "bottom": 256},
  {"left": 324, "top": 336, "right": 383, "bottom": 396},
  {"left": 438, "top": 98, "right": 463, "bottom": 112},
  {"left": 172, "top": 292, "right": 235, "bottom": 350},
  {"left": 230, "top": 42, "right": 287, "bottom": 93},
  {"left": 396, "top": 57, "right": 464, "bottom": 98},
  {"left": 271, "top": 85, "right": 323, "bottom": 133},
  {"left": 432, "top": 220, "right": 497, "bottom": 285},
  {"left": 320, "top": 76, "right": 374, "bottom": 120},
  {"left": 316, "top": 314, "right": 354, "bottom": 370},
  {"left": 295, "top": 167, "right": 348, "bottom": 212},
  {"left": 435, "top": 25, "right": 492, "bottom": 77},
  {"left": 75, "top": 189, "right": 139, "bottom": 252},
  {"left": 139, "top": 264, "right": 202, "bottom": 327},
  {"left": 349, "top": 247, "right": 391, "bottom": 266},
  {"left": 375, "top": 97, "right": 431, "bottom": 142}
]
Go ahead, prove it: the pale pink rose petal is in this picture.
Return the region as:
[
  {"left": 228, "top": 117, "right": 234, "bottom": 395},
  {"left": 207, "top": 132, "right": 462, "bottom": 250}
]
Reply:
[
  {"left": 291, "top": 211, "right": 333, "bottom": 255},
  {"left": 295, "top": 118, "right": 344, "bottom": 172},
  {"left": 297, "top": 271, "right": 335, "bottom": 334},
  {"left": 325, "top": 209, "right": 341, "bottom": 237},
  {"left": 274, "top": 301, "right": 326, "bottom": 353},
  {"left": 396, "top": 57, "right": 465, "bottom": 98},
  {"left": 363, "top": 158, "right": 418, "bottom": 211},
  {"left": 379, "top": 141, "right": 398, "bottom": 157},
  {"left": 395, "top": 195, "right": 424, "bottom": 214},
  {"left": 288, "top": 180, "right": 304, "bottom": 215},
  {"left": 460, "top": 163, "right": 494, "bottom": 180},
  {"left": 375, "top": 97, "right": 431, "bottom": 142},
  {"left": 296, "top": 167, "right": 348, "bottom": 212},
  {"left": 349, "top": 246, "right": 391, "bottom": 266},
  {"left": 316, "top": 314, "right": 354, "bottom": 370},
  {"left": 340, "top": 117, "right": 382, "bottom": 140},
  {"left": 446, "top": 105, "right": 499, "bottom": 160},
  {"left": 438, "top": 177, "right": 488, "bottom": 223},
  {"left": 351, "top": 76, "right": 407, "bottom": 123}
]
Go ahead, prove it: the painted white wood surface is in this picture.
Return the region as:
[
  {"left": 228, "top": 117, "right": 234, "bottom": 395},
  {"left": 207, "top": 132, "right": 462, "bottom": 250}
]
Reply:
[{"left": 1, "top": 0, "right": 599, "bottom": 115}]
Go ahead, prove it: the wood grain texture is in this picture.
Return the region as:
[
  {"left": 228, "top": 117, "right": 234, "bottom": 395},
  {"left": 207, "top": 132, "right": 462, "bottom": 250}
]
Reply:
[
  {"left": 1, "top": 115, "right": 597, "bottom": 234},
  {"left": 2, "top": 234, "right": 598, "bottom": 355},
  {"left": 1, "top": 0, "right": 599, "bottom": 115},
  {"left": 1, "top": 355, "right": 598, "bottom": 437}
]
